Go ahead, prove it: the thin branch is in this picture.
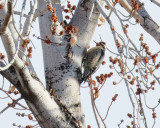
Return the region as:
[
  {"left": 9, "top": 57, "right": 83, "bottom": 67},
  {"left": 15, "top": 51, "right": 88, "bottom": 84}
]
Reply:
[
  {"left": 19, "top": 0, "right": 27, "bottom": 30},
  {"left": 89, "top": 82, "right": 100, "bottom": 128},
  {"left": 14, "top": 11, "right": 28, "bottom": 17},
  {"left": 0, "top": 1, "right": 12, "bottom": 34},
  {"left": 138, "top": 94, "right": 148, "bottom": 128},
  {"left": 2, "top": 77, "right": 4, "bottom": 89},
  {"left": 117, "top": 120, "right": 124, "bottom": 128},
  {"left": 94, "top": 0, "right": 123, "bottom": 54},
  {"left": 0, "top": 97, "right": 22, "bottom": 114},
  {"left": 19, "top": 0, "right": 38, "bottom": 60},
  {"left": 24, "top": 0, "right": 37, "bottom": 38},
  {"left": 130, "top": 88, "right": 140, "bottom": 127},
  {"left": 94, "top": 101, "right": 107, "bottom": 128},
  {"left": 103, "top": 100, "right": 113, "bottom": 121},
  {"left": 152, "top": 118, "right": 156, "bottom": 128},
  {"left": 124, "top": 80, "right": 137, "bottom": 127},
  {"left": 33, "top": 6, "right": 47, "bottom": 20},
  {"left": 0, "top": 96, "right": 8, "bottom": 99},
  {"left": 0, "top": 1, "right": 21, "bottom": 71},
  {"left": 142, "top": 92, "right": 160, "bottom": 109}
]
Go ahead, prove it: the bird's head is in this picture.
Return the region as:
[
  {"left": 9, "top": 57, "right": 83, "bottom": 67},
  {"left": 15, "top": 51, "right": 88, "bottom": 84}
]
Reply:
[
  {"left": 94, "top": 41, "right": 106, "bottom": 49},
  {"left": 99, "top": 42, "right": 106, "bottom": 49}
]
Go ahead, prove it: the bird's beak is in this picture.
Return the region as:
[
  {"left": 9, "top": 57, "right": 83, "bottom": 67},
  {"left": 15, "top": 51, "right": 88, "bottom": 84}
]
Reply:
[{"left": 93, "top": 40, "right": 98, "bottom": 45}]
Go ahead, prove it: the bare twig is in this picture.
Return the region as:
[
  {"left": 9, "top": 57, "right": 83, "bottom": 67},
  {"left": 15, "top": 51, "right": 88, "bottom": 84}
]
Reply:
[
  {"left": 19, "top": 0, "right": 27, "bottom": 30},
  {"left": 103, "top": 100, "right": 113, "bottom": 121},
  {"left": 0, "top": 97, "right": 22, "bottom": 114},
  {"left": 118, "top": 120, "right": 124, "bottom": 128},
  {"left": 138, "top": 94, "right": 148, "bottom": 128},
  {"left": 94, "top": 101, "right": 107, "bottom": 128},
  {"left": 143, "top": 92, "right": 160, "bottom": 109},
  {"left": 2, "top": 77, "right": 4, "bottom": 89},
  {"left": 152, "top": 118, "right": 156, "bottom": 128},
  {"left": 89, "top": 81, "right": 100, "bottom": 128}
]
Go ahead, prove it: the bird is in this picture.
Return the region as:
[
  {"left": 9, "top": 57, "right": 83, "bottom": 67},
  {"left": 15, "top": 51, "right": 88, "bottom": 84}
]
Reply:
[{"left": 81, "top": 41, "right": 106, "bottom": 83}]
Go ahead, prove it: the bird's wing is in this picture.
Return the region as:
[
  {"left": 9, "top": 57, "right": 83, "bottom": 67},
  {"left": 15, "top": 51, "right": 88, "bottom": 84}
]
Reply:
[
  {"left": 85, "top": 47, "right": 103, "bottom": 68},
  {"left": 97, "top": 49, "right": 105, "bottom": 66},
  {"left": 81, "top": 46, "right": 105, "bottom": 83}
]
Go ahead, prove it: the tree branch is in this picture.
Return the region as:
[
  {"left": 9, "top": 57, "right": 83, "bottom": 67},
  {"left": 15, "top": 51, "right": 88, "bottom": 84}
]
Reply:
[
  {"left": 119, "top": 0, "right": 160, "bottom": 44},
  {"left": 70, "top": 0, "right": 103, "bottom": 48},
  {"left": 0, "top": 1, "right": 11, "bottom": 34},
  {"left": 150, "top": 0, "right": 160, "bottom": 7},
  {"left": 18, "top": 0, "right": 38, "bottom": 61},
  {"left": 0, "top": 25, "right": 79, "bottom": 128},
  {"left": 0, "top": 97, "right": 22, "bottom": 114},
  {"left": 0, "top": 61, "right": 19, "bottom": 85},
  {"left": 0, "top": 3, "right": 80, "bottom": 126},
  {"left": 37, "top": 0, "right": 86, "bottom": 127}
]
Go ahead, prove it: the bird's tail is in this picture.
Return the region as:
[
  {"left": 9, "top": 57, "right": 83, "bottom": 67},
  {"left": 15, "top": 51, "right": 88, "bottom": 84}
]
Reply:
[{"left": 81, "top": 69, "right": 92, "bottom": 84}]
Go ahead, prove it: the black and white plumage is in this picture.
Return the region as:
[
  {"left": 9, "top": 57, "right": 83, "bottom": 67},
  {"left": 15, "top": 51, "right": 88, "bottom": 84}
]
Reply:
[{"left": 81, "top": 42, "right": 106, "bottom": 83}]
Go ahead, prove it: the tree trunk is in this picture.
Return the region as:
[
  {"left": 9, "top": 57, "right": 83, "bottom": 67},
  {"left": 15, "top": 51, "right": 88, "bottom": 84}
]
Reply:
[{"left": 0, "top": 0, "right": 102, "bottom": 127}]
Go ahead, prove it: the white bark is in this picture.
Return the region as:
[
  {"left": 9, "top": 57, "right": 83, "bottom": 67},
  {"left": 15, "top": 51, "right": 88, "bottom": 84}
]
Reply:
[
  {"left": 37, "top": 0, "right": 103, "bottom": 127},
  {"left": 1, "top": 23, "right": 79, "bottom": 128},
  {"left": 0, "top": 0, "right": 103, "bottom": 126},
  {"left": 37, "top": 0, "right": 86, "bottom": 127},
  {"left": 70, "top": 0, "right": 103, "bottom": 48},
  {"left": 0, "top": 0, "right": 86, "bottom": 127}
]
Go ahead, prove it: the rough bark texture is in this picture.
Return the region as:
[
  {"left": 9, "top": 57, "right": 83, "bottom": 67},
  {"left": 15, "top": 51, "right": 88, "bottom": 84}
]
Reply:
[
  {"left": 37, "top": 0, "right": 103, "bottom": 127},
  {"left": 0, "top": 0, "right": 102, "bottom": 127}
]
